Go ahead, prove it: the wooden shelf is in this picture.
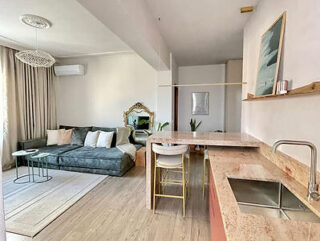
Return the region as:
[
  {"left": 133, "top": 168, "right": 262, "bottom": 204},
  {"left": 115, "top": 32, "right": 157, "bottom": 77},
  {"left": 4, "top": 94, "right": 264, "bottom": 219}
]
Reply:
[{"left": 243, "top": 81, "right": 320, "bottom": 101}]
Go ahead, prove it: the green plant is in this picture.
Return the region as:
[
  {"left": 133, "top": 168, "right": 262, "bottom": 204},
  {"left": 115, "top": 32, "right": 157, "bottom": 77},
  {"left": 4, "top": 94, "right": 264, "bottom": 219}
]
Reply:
[
  {"left": 137, "top": 119, "right": 150, "bottom": 126},
  {"left": 190, "top": 118, "right": 202, "bottom": 131},
  {"left": 157, "top": 122, "right": 169, "bottom": 131},
  {"left": 143, "top": 130, "right": 152, "bottom": 136},
  {"left": 137, "top": 119, "right": 152, "bottom": 136}
]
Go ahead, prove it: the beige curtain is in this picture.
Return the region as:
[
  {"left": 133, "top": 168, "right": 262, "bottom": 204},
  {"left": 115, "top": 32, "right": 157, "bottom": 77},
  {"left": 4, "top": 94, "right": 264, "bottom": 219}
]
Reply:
[{"left": 0, "top": 46, "right": 57, "bottom": 169}]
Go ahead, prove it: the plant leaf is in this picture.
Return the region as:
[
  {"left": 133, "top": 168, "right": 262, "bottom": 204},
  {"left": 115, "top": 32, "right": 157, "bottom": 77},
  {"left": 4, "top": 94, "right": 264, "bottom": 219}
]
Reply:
[
  {"left": 195, "top": 120, "right": 202, "bottom": 130},
  {"left": 161, "top": 122, "right": 169, "bottom": 131}
]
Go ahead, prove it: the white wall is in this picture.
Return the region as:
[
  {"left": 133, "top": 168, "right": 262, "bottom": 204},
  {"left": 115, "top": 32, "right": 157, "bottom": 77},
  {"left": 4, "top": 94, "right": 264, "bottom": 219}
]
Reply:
[
  {"left": 55, "top": 53, "right": 157, "bottom": 128},
  {"left": 178, "top": 65, "right": 225, "bottom": 132},
  {"left": 225, "top": 60, "right": 242, "bottom": 132},
  {"left": 242, "top": 0, "right": 320, "bottom": 170},
  {"left": 77, "top": 0, "right": 171, "bottom": 70},
  {"left": 156, "top": 70, "right": 174, "bottom": 130}
]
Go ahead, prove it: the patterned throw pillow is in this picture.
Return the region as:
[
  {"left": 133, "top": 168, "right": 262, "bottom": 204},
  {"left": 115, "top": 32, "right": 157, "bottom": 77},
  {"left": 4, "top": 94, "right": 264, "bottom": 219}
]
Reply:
[{"left": 71, "top": 127, "right": 91, "bottom": 145}]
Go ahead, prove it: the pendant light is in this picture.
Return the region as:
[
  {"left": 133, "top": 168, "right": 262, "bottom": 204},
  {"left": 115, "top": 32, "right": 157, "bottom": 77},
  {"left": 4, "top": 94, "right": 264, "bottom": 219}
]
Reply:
[{"left": 15, "top": 14, "right": 55, "bottom": 68}]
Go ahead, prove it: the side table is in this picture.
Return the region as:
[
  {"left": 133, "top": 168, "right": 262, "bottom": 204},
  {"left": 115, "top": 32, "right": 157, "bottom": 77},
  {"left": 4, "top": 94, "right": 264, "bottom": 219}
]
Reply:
[
  {"left": 12, "top": 150, "right": 52, "bottom": 183},
  {"left": 135, "top": 147, "right": 146, "bottom": 167}
]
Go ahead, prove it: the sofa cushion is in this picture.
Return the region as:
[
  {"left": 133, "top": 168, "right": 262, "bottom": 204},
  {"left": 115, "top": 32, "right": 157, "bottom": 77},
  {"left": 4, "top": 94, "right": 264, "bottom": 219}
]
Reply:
[
  {"left": 71, "top": 127, "right": 92, "bottom": 145},
  {"left": 59, "top": 146, "right": 132, "bottom": 171},
  {"left": 26, "top": 145, "right": 81, "bottom": 165},
  {"left": 92, "top": 127, "right": 117, "bottom": 147}
]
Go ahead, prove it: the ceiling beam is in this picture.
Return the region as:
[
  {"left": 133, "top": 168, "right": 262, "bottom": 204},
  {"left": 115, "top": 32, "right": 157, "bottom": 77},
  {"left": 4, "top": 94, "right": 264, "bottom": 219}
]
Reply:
[{"left": 77, "top": 0, "right": 171, "bottom": 70}]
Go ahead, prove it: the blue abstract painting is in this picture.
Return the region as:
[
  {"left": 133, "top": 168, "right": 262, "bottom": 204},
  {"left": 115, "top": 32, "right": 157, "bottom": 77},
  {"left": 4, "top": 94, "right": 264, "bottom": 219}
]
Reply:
[{"left": 255, "top": 13, "right": 286, "bottom": 96}]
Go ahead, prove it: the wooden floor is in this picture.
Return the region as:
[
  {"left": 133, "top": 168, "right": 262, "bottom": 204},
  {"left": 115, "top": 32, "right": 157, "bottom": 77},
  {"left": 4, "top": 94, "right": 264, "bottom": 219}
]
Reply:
[{"left": 7, "top": 153, "right": 210, "bottom": 241}]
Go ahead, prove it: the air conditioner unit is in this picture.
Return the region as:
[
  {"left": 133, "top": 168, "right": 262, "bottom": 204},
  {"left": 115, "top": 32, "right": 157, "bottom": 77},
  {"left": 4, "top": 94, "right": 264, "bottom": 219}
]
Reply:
[{"left": 54, "top": 65, "right": 84, "bottom": 76}]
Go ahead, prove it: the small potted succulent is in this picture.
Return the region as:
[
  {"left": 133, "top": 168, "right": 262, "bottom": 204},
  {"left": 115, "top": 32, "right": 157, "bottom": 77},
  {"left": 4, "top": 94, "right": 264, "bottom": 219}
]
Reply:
[{"left": 189, "top": 118, "right": 202, "bottom": 152}]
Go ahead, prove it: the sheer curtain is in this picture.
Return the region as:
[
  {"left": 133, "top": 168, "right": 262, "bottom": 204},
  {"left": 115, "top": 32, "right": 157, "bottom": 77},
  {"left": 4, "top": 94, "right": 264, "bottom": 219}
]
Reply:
[
  {"left": 0, "top": 46, "right": 57, "bottom": 170},
  {"left": 0, "top": 46, "right": 6, "bottom": 240}
]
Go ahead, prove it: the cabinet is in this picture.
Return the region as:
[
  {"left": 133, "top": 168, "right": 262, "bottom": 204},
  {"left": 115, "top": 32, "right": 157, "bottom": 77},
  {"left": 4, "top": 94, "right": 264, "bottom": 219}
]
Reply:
[
  {"left": 135, "top": 147, "right": 146, "bottom": 167},
  {"left": 209, "top": 164, "right": 227, "bottom": 241}
]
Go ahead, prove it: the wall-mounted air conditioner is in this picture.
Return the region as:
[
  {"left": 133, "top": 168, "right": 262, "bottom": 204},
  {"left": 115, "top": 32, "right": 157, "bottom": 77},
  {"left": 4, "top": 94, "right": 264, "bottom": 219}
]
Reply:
[{"left": 54, "top": 65, "right": 85, "bottom": 76}]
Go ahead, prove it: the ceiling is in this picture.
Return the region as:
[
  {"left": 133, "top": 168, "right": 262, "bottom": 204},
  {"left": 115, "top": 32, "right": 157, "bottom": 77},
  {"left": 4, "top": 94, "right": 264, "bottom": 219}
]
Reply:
[
  {"left": 145, "top": 0, "right": 260, "bottom": 66},
  {"left": 0, "top": 0, "right": 131, "bottom": 58}
]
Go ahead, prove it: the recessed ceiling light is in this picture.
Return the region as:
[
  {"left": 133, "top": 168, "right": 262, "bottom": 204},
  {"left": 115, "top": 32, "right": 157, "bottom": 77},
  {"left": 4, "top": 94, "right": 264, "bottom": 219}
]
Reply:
[{"left": 20, "top": 14, "right": 52, "bottom": 29}]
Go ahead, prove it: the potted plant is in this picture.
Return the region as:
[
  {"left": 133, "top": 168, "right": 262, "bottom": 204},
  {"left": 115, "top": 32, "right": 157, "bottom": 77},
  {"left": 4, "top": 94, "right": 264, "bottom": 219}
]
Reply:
[
  {"left": 189, "top": 118, "right": 202, "bottom": 152},
  {"left": 137, "top": 120, "right": 169, "bottom": 136}
]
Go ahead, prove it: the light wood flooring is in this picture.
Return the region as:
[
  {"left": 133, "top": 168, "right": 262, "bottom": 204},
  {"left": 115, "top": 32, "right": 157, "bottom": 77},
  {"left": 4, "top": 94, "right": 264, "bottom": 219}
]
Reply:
[{"left": 7, "top": 153, "right": 210, "bottom": 241}]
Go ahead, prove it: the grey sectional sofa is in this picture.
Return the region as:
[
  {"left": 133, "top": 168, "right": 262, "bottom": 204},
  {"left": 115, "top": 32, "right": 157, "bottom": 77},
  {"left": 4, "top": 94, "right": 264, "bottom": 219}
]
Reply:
[{"left": 18, "top": 126, "right": 142, "bottom": 176}]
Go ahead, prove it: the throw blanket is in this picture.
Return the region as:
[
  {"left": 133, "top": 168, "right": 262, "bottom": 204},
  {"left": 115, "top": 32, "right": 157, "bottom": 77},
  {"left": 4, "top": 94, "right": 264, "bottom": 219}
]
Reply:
[{"left": 117, "top": 143, "right": 137, "bottom": 161}]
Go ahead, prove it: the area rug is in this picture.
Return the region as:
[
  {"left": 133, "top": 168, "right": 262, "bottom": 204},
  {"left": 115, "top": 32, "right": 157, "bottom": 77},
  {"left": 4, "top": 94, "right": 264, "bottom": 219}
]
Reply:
[{"left": 2, "top": 167, "right": 107, "bottom": 237}]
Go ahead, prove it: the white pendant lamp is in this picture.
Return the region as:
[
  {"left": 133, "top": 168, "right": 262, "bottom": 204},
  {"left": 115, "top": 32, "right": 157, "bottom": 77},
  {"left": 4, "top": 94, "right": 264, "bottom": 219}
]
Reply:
[{"left": 15, "top": 14, "right": 55, "bottom": 68}]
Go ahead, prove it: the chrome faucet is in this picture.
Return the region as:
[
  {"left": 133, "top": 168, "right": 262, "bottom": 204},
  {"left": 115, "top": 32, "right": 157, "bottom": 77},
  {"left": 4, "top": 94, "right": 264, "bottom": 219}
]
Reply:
[{"left": 272, "top": 140, "right": 320, "bottom": 201}]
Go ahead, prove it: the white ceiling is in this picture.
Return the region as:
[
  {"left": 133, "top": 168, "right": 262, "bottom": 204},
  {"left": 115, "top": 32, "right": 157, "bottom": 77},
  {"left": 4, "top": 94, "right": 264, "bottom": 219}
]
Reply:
[
  {"left": 145, "top": 0, "right": 260, "bottom": 66},
  {"left": 0, "top": 0, "right": 131, "bottom": 58}
]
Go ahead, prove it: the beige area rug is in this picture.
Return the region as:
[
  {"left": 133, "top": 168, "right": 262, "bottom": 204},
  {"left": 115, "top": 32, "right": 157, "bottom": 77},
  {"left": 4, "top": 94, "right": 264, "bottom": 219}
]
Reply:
[{"left": 2, "top": 167, "right": 107, "bottom": 237}]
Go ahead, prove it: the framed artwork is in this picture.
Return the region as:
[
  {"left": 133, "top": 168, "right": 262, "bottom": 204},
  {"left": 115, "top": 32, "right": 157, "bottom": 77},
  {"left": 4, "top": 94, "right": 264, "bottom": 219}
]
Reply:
[
  {"left": 192, "top": 92, "right": 209, "bottom": 115},
  {"left": 255, "top": 12, "right": 286, "bottom": 97}
]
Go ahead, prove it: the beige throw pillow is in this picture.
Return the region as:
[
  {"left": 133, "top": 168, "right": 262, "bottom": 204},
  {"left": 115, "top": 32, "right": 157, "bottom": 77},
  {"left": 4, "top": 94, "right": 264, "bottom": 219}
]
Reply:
[
  {"left": 58, "top": 129, "right": 73, "bottom": 145},
  {"left": 116, "top": 127, "right": 130, "bottom": 146},
  {"left": 47, "top": 129, "right": 64, "bottom": 146}
]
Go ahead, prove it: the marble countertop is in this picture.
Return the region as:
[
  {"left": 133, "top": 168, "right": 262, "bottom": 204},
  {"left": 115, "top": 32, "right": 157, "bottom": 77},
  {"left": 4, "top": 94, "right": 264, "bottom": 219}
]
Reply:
[
  {"left": 148, "top": 131, "right": 260, "bottom": 147},
  {"left": 208, "top": 147, "right": 320, "bottom": 241}
]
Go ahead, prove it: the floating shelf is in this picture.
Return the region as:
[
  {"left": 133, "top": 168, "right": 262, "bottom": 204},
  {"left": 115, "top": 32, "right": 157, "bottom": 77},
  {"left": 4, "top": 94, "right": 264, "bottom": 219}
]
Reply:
[{"left": 243, "top": 81, "right": 320, "bottom": 101}]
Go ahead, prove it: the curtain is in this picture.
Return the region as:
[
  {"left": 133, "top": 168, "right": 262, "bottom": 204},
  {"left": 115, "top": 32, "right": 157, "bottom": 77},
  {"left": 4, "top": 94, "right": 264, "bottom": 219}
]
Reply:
[
  {"left": 0, "top": 48, "right": 6, "bottom": 241},
  {"left": 0, "top": 46, "right": 57, "bottom": 170}
]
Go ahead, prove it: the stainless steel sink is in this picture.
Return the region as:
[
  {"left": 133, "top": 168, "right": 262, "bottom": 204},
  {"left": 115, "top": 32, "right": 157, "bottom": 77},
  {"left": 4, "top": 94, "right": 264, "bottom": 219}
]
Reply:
[{"left": 228, "top": 178, "right": 320, "bottom": 223}]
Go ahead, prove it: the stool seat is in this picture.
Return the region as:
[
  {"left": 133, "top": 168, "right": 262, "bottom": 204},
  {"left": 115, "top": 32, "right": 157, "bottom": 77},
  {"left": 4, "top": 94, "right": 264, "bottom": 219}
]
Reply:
[{"left": 157, "top": 155, "right": 182, "bottom": 168}]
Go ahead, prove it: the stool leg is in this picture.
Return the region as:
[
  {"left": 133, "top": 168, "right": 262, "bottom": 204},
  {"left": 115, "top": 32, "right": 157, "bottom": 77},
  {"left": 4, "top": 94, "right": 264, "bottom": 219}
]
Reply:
[
  {"left": 182, "top": 155, "right": 186, "bottom": 217},
  {"left": 202, "top": 157, "right": 206, "bottom": 199},
  {"left": 153, "top": 164, "right": 157, "bottom": 214},
  {"left": 188, "top": 155, "right": 191, "bottom": 197},
  {"left": 158, "top": 167, "right": 161, "bottom": 194}
]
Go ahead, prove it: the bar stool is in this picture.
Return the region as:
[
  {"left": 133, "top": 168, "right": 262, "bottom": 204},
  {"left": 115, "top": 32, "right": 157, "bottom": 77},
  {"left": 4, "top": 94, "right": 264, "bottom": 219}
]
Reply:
[
  {"left": 202, "top": 146, "right": 209, "bottom": 199},
  {"left": 152, "top": 143, "right": 189, "bottom": 217}
]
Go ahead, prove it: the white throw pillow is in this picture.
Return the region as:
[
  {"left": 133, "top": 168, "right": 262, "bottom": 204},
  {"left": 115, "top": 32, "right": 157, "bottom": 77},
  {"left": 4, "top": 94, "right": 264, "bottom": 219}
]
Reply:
[
  {"left": 47, "top": 129, "right": 64, "bottom": 146},
  {"left": 84, "top": 131, "right": 100, "bottom": 147},
  {"left": 96, "top": 131, "right": 114, "bottom": 148}
]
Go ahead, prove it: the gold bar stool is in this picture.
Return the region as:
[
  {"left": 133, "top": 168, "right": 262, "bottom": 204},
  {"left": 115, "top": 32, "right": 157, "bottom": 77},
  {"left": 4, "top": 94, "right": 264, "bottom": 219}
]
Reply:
[
  {"left": 152, "top": 143, "right": 189, "bottom": 217},
  {"left": 202, "top": 146, "right": 209, "bottom": 199}
]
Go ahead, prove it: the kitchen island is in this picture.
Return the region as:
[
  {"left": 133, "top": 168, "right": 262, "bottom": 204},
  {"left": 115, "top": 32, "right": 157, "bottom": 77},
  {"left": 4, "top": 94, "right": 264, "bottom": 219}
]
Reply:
[
  {"left": 145, "top": 131, "right": 260, "bottom": 209},
  {"left": 208, "top": 146, "right": 320, "bottom": 241}
]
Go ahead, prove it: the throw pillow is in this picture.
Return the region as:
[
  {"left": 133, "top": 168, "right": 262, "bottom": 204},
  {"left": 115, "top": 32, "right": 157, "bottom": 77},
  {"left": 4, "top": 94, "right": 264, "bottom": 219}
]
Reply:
[
  {"left": 71, "top": 127, "right": 91, "bottom": 145},
  {"left": 92, "top": 127, "right": 117, "bottom": 147},
  {"left": 96, "top": 131, "right": 114, "bottom": 148},
  {"left": 58, "top": 129, "right": 73, "bottom": 145},
  {"left": 47, "top": 129, "right": 64, "bottom": 146},
  {"left": 116, "top": 127, "right": 131, "bottom": 146},
  {"left": 84, "top": 131, "right": 100, "bottom": 147}
]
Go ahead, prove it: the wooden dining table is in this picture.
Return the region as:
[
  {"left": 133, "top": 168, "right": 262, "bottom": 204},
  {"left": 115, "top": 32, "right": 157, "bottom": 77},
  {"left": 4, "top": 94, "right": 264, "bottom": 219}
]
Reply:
[{"left": 145, "top": 131, "right": 261, "bottom": 209}]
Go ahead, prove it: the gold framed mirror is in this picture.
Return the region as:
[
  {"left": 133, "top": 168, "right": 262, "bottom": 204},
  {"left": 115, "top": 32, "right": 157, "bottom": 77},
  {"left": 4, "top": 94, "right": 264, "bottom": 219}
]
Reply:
[{"left": 123, "top": 102, "right": 154, "bottom": 131}]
